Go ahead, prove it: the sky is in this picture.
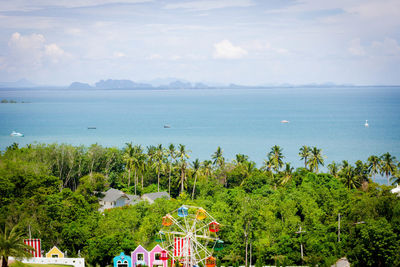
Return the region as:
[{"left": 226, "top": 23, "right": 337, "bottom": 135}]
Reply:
[{"left": 0, "top": 0, "right": 399, "bottom": 86}]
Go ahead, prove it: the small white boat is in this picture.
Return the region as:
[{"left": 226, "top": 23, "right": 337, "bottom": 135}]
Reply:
[
  {"left": 280, "top": 120, "right": 289, "bottom": 123},
  {"left": 164, "top": 124, "right": 171, "bottom": 128},
  {"left": 365, "top": 120, "right": 369, "bottom": 127},
  {"left": 10, "top": 131, "right": 24, "bottom": 137}
]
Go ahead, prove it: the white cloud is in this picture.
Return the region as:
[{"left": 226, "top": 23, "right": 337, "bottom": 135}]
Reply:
[
  {"left": 5, "top": 32, "right": 69, "bottom": 71},
  {"left": 213, "top": 40, "right": 248, "bottom": 59},
  {"left": 0, "top": 0, "right": 153, "bottom": 11},
  {"left": 165, "top": 0, "right": 254, "bottom": 11},
  {"left": 113, "top": 51, "right": 126, "bottom": 58},
  {"left": 148, "top": 54, "right": 162, "bottom": 60},
  {"left": 371, "top": 38, "right": 400, "bottom": 56},
  {"left": 348, "top": 38, "right": 365, "bottom": 56},
  {"left": 346, "top": 0, "right": 400, "bottom": 19}
]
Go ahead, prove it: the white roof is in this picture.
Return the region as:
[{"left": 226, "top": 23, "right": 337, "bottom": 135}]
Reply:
[{"left": 391, "top": 185, "right": 400, "bottom": 194}]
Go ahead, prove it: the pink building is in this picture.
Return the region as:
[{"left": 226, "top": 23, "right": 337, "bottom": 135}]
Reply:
[
  {"left": 149, "top": 245, "right": 167, "bottom": 267},
  {"left": 131, "top": 245, "right": 149, "bottom": 267}
]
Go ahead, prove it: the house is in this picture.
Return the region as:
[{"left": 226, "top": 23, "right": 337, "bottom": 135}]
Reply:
[
  {"left": 131, "top": 245, "right": 149, "bottom": 267},
  {"left": 141, "top": 192, "right": 170, "bottom": 204},
  {"left": 149, "top": 245, "right": 167, "bottom": 267},
  {"left": 99, "top": 188, "right": 140, "bottom": 212},
  {"left": 45, "top": 246, "right": 64, "bottom": 258},
  {"left": 99, "top": 189, "right": 171, "bottom": 212},
  {"left": 391, "top": 185, "right": 400, "bottom": 196},
  {"left": 113, "top": 252, "right": 132, "bottom": 267},
  {"left": 331, "top": 257, "right": 350, "bottom": 267}
]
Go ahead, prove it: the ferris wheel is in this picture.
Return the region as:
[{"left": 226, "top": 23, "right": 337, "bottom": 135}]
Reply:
[{"left": 157, "top": 205, "right": 223, "bottom": 267}]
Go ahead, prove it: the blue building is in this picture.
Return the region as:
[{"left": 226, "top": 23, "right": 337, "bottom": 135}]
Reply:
[{"left": 113, "top": 252, "right": 132, "bottom": 267}]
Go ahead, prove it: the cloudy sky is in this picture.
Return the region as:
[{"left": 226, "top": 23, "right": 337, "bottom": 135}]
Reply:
[{"left": 0, "top": 0, "right": 399, "bottom": 85}]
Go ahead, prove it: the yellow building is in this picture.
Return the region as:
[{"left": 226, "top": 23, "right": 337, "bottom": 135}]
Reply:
[{"left": 45, "top": 246, "right": 64, "bottom": 258}]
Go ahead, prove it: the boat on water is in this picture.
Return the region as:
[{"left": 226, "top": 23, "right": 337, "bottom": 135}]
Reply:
[
  {"left": 87, "top": 127, "right": 97, "bottom": 129},
  {"left": 10, "top": 131, "right": 24, "bottom": 137},
  {"left": 280, "top": 120, "right": 289, "bottom": 123},
  {"left": 365, "top": 120, "right": 369, "bottom": 127},
  {"left": 164, "top": 125, "right": 171, "bottom": 128}
]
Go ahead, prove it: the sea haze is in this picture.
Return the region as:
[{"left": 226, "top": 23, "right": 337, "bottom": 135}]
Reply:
[{"left": 0, "top": 86, "right": 399, "bottom": 183}]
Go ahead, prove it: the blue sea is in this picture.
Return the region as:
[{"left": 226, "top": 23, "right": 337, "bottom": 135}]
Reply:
[{"left": 1, "top": 87, "right": 399, "bottom": 183}]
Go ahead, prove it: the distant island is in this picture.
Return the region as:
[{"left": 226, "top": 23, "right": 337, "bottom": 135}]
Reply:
[
  {"left": 3, "top": 78, "right": 393, "bottom": 90},
  {"left": 67, "top": 79, "right": 213, "bottom": 90},
  {"left": 66, "top": 79, "right": 358, "bottom": 90},
  {"left": 1, "top": 99, "right": 27, "bottom": 103}
]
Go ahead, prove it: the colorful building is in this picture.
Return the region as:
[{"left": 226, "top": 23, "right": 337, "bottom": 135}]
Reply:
[
  {"left": 131, "top": 245, "right": 149, "bottom": 267},
  {"left": 113, "top": 252, "right": 132, "bottom": 267},
  {"left": 149, "top": 245, "right": 167, "bottom": 267},
  {"left": 45, "top": 246, "right": 64, "bottom": 258},
  {"left": 114, "top": 245, "right": 168, "bottom": 267}
]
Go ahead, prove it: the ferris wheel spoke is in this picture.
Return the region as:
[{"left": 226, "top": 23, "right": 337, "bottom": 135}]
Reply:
[{"left": 160, "top": 205, "right": 221, "bottom": 267}]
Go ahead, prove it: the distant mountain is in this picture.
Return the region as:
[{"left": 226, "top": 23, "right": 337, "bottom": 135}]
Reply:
[
  {"left": 68, "top": 82, "right": 92, "bottom": 89},
  {"left": 0, "top": 79, "right": 36, "bottom": 88},
  {"left": 64, "top": 79, "right": 358, "bottom": 91},
  {"left": 95, "top": 79, "right": 152, "bottom": 89},
  {"left": 146, "top": 77, "right": 186, "bottom": 87}
]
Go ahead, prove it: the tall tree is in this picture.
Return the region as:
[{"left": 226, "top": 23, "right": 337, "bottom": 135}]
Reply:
[
  {"left": 380, "top": 152, "right": 397, "bottom": 185},
  {"left": 132, "top": 145, "right": 144, "bottom": 194},
  {"left": 299, "top": 145, "right": 311, "bottom": 169},
  {"left": 154, "top": 144, "right": 166, "bottom": 192},
  {"left": 340, "top": 162, "right": 360, "bottom": 189},
  {"left": 191, "top": 158, "right": 201, "bottom": 200},
  {"left": 0, "top": 225, "right": 34, "bottom": 267},
  {"left": 123, "top": 142, "right": 134, "bottom": 188},
  {"left": 327, "top": 161, "right": 339, "bottom": 178},
  {"left": 212, "top": 146, "right": 225, "bottom": 169},
  {"left": 177, "top": 144, "right": 190, "bottom": 194},
  {"left": 280, "top": 163, "right": 294, "bottom": 185},
  {"left": 212, "top": 146, "right": 226, "bottom": 186},
  {"left": 201, "top": 160, "right": 213, "bottom": 179},
  {"left": 268, "top": 145, "right": 284, "bottom": 173},
  {"left": 367, "top": 155, "right": 381, "bottom": 183},
  {"left": 308, "top": 147, "right": 325, "bottom": 173},
  {"left": 167, "top": 144, "right": 177, "bottom": 195}
]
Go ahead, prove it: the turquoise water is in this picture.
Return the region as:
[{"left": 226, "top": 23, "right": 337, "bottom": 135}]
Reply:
[{"left": 0, "top": 87, "right": 399, "bottom": 181}]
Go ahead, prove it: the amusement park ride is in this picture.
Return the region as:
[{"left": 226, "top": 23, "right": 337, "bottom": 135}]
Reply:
[{"left": 157, "top": 205, "right": 223, "bottom": 267}]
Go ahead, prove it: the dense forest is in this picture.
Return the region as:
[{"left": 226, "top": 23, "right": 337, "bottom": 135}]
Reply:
[{"left": 1, "top": 142, "right": 399, "bottom": 266}]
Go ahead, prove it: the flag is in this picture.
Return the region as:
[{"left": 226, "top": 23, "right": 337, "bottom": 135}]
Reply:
[
  {"left": 173, "top": 237, "right": 190, "bottom": 266},
  {"left": 24, "top": 239, "right": 41, "bottom": 257}
]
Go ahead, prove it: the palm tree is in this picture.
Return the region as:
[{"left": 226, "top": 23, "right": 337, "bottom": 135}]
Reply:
[
  {"left": 268, "top": 145, "right": 284, "bottom": 173},
  {"left": 390, "top": 172, "right": 400, "bottom": 186},
  {"left": 340, "top": 164, "right": 360, "bottom": 189},
  {"left": 0, "top": 224, "right": 34, "bottom": 267},
  {"left": 261, "top": 157, "right": 273, "bottom": 173},
  {"left": 380, "top": 152, "right": 397, "bottom": 185},
  {"left": 212, "top": 146, "right": 225, "bottom": 169},
  {"left": 201, "top": 160, "right": 213, "bottom": 178},
  {"left": 191, "top": 158, "right": 201, "bottom": 200},
  {"left": 167, "top": 144, "right": 177, "bottom": 195},
  {"left": 354, "top": 160, "right": 369, "bottom": 185},
  {"left": 299, "top": 145, "right": 311, "bottom": 169},
  {"left": 234, "top": 154, "right": 249, "bottom": 167},
  {"left": 367, "top": 155, "right": 381, "bottom": 183},
  {"left": 154, "top": 144, "right": 166, "bottom": 192},
  {"left": 242, "top": 161, "right": 256, "bottom": 178},
  {"left": 308, "top": 147, "right": 325, "bottom": 173},
  {"left": 280, "top": 163, "right": 294, "bottom": 185},
  {"left": 146, "top": 145, "right": 157, "bottom": 186},
  {"left": 212, "top": 146, "right": 226, "bottom": 186},
  {"left": 131, "top": 144, "right": 144, "bottom": 195},
  {"left": 327, "top": 161, "right": 339, "bottom": 178},
  {"left": 177, "top": 144, "right": 190, "bottom": 194},
  {"left": 123, "top": 142, "right": 134, "bottom": 187}
]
